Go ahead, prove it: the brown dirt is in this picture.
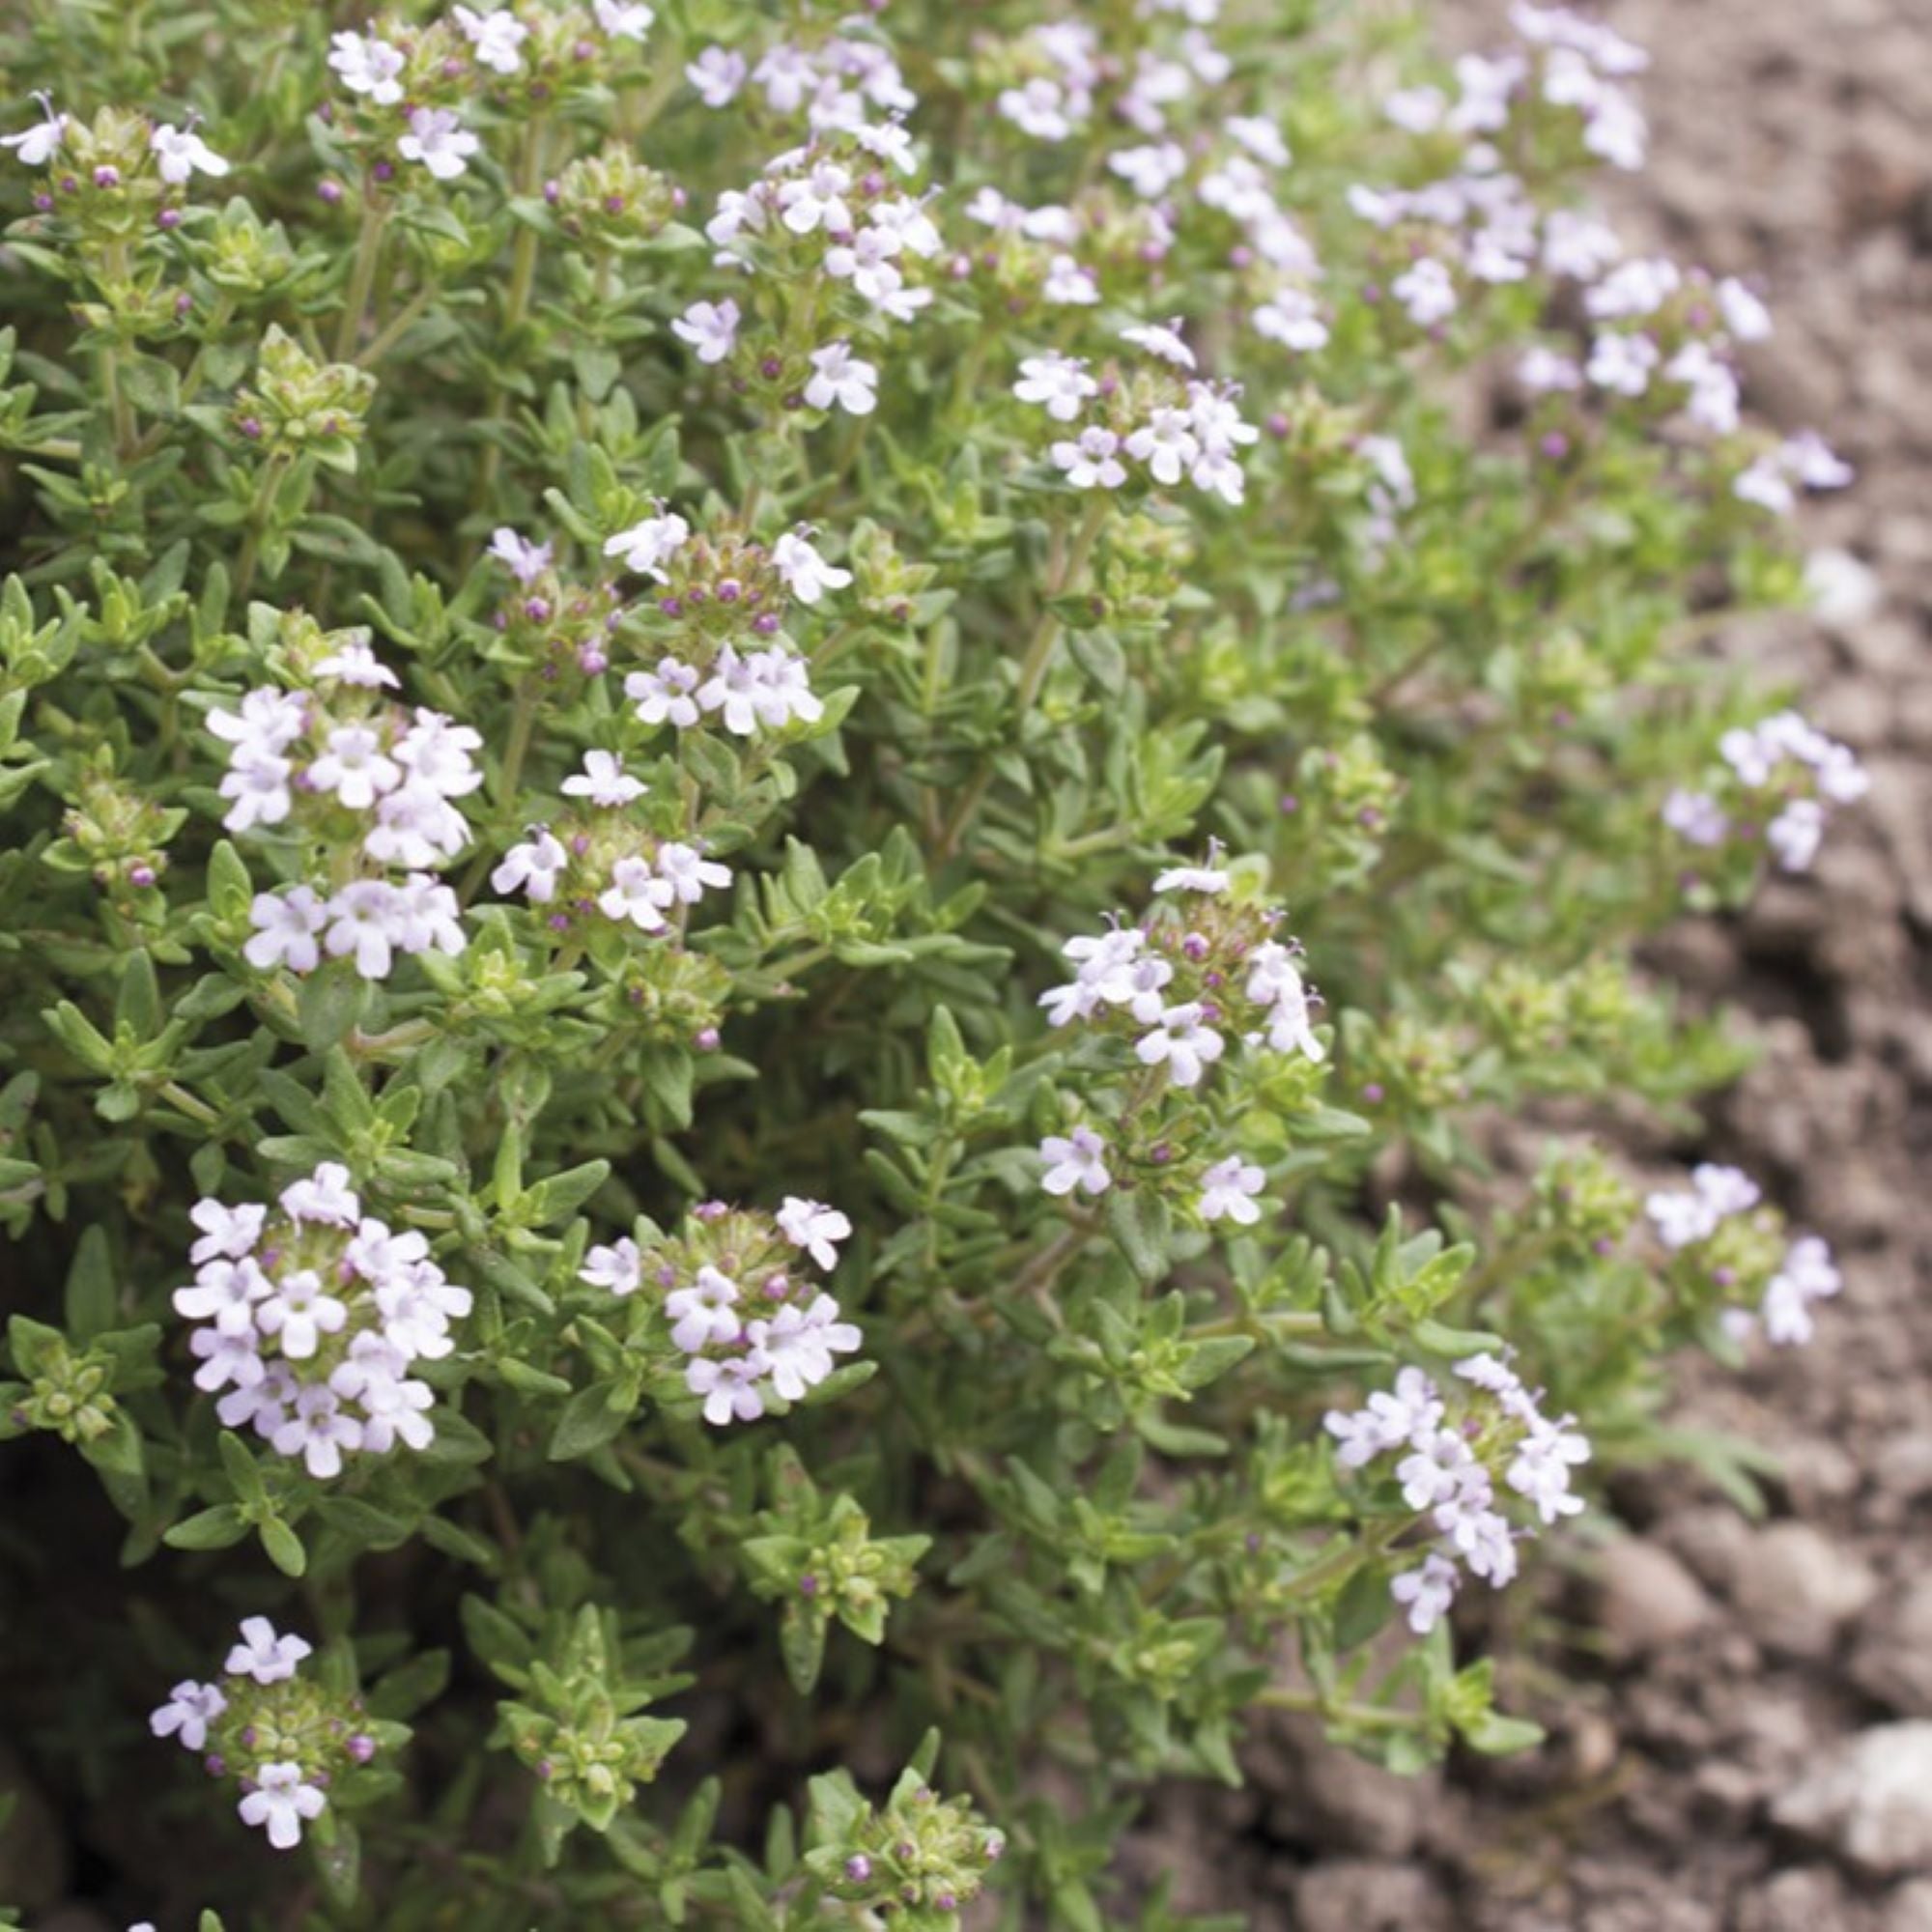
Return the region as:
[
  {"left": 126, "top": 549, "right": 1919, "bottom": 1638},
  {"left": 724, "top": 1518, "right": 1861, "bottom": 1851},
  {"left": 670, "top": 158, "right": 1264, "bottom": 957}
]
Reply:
[{"left": 1124, "top": 0, "right": 1932, "bottom": 1924}]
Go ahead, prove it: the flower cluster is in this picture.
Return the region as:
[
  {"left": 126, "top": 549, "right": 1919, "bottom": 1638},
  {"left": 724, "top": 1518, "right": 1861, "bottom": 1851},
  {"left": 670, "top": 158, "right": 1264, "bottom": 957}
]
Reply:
[
  {"left": 1033, "top": 858, "right": 1321, "bottom": 1225},
  {"left": 213, "top": 641, "right": 478, "bottom": 981},
  {"left": 327, "top": 4, "right": 655, "bottom": 185},
  {"left": 601, "top": 511, "right": 846, "bottom": 738},
  {"left": 1644, "top": 1164, "right": 1842, "bottom": 1347},
  {"left": 1327, "top": 1354, "right": 1592, "bottom": 1635},
  {"left": 172, "top": 1166, "right": 469, "bottom": 1476},
  {"left": 151, "top": 1617, "right": 381, "bottom": 1852},
  {"left": 1663, "top": 707, "right": 1868, "bottom": 875},
  {"left": 2, "top": 98, "right": 231, "bottom": 235},
  {"left": 684, "top": 26, "right": 916, "bottom": 129},
  {"left": 692, "top": 127, "right": 939, "bottom": 421},
  {"left": 1017, "top": 327, "right": 1259, "bottom": 505},
  {"left": 492, "top": 748, "right": 730, "bottom": 941},
  {"left": 582, "top": 1197, "right": 862, "bottom": 1426}
]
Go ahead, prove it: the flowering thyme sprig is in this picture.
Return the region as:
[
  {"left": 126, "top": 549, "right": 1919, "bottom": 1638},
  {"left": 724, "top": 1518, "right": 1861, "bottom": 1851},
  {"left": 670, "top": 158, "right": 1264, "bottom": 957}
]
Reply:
[
  {"left": 580, "top": 1195, "right": 862, "bottom": 1425},
  {"left": 1327, "top": 1354, "right": 1592, "bottom": 1634},
  {"left": 150, "top": 1617, "right": 400, "bottom": 1852},
  {"left": 171, "top": 1165, "right": 470, "bottom": 1475}
]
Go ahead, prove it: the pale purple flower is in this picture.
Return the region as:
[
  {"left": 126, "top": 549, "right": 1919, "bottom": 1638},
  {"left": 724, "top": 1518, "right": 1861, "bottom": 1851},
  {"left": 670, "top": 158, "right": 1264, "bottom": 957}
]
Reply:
[
  {"left": 238, "top": 1761, "right": 327, "bottom": 1851},
  {"left": 1390, "top": 1553, "right": 1459, "bottom": 1634},
  {"left": 1134, "top": 1002, "right": 1225, "bottom": 1089},
  {"left": 772, "top": 529, "right": 852, "bottom": 605},
  {"left": 581, "top": 1236, "right": 642, "bottom": 1296},
  {"left": 225, "top": 1616, "right": 313, "bottom": 1685},
  {"left": 667, "top": 1264, "right": 742, "bottom": 1351},
  {"left": 1199, "top": 1155, "right": 1265, "bottom": 1226},
  {"left": 562, "top": 751, "right": 645, "bottom": 809},
  {"left": 453, "top": 6, "right": 527, "bottom": 73},
  {"left": 328, "top": 30, "right": 405, "bottom": 104},
  {"left": 598, "top": 855, "right": 672, "bottom": 932},
  {"left": 397, "top": 108, "right": 479, "bottom": 183},
  {"left": 151, "top": 124, "right": 231, "bottom": 185},
  {"left": 803, "top": 342, "right": 878, "bottom": 415},
  {"left": 493, "top": 829, "right": 568, "bottom": 904},
  {"left": 1039, "top": 1125, "right": 1110, "bottom": 1198},
  {"left": 777, "top": 1196, "right": 851, "bottom": 1270},
  {"left": 672, "top": 298, "right": 740, "bottom": 365},
  {"left": 489, "top": 527, "right": 553, "bottom": 584},
  {"left": 150, "top": 1679, "right": 228, "bottom": 1750}
]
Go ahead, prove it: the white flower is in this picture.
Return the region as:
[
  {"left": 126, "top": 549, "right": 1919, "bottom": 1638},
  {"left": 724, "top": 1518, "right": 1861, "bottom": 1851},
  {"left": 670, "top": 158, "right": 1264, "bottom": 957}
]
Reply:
[
  {"left": 189, "top": 1199, "right": 267, "bottom": 1265},
  {"left": 1395, "top": 1427, "right": 1476, "bottom": 1512},
  {"left": 256, "top": 1269, "right": 348, "bottom": 1360},
  {"left": 1662, "top": 787, "right": 1728, "bottom": 847},
  {"left": 654, "top": 840, "right": 730, "bottom": 905},
  {"left": 562, "top": 750, "right": 645, "bottom": 809},
  {"left": 397, "top": 107, "right": 479, "bottom": 183},
  {"left": 603, "top": 510, "right": 690, "bottom": 579},
  {"left": 219, "top": 749, "right": 294, "bottom": 833},
  {"left": 1051, "top": 426, "right": 1126, "bottom": 491},
  {"left": 225, "top": 1616, "right": 313, "bottom": 1685},
  {"left": 151, "top": 124, "right": 231, "bottom": 185},
  {"left": 308, "top": 724, "right": 400, "bottom": 810},
  {"left": 778, "top": 158, "right": 853, "bottom": 235},
  {"left": 489, "top": 527, "right": 553, "bottom": 584},
  {"left": 280, "top": 1161, "right": 360, "bottom": 1229},
  {"left": 593, "top": 0, "right": 653, "bottom": 40},
  {"left": 1324, "top": 1367, "right": 1444, "bottom": 1467},
  {"left": 454, "top": 6, "right": 527, "bottom": 73},
  {"left": 696, "top": 646, "right": 765, "bottom": 735},
  {"left": 581, "top": 1236, "right": 642, "bottom": 1296},
  {"left": 1121, "top": 319, "right": 1196, "bottom": 369},
  {"left": 1134, "top": 1002, "right": 1225, "bottom": 1089},
  {"left": 174, "top": 1257, "right": 272, "bottom": 1335},
  {"left": 1109, "top": 140, "right": 1187, "bottom": 198},
  {"left": 626, "top": 658, "right": 702, "bottom": 729},
  {"left": 1390, "top": 1553, "right": 1459, "bottom": 1634},
  {"left": 803, "top": 342, "right": 878, "bottom": 415},
  {"left": 1041, "top": 254, "right": 1100, "bottom": 305},
  {"left": 777, "top": 1196, "right": 851, "bottom": 1270},
  {"left": 1393, "top": 256, "right": 1457, "bottom": 327},
  {"left": 1586, "top": 330, "right": 1659, "bottom": 397},
  {"left": 1761, "top": 1235, "right": 1841, "bottom": 1346},
  {"left": 272, "top": 1384, "right": 365, "bottom": 1478},
  {"left": 667, "top": 1264, "right": 742, "bottom": 1351},
  {"left": 999, "top": 76, "right": 1076, "bottom": 142},
  {"left": 151, "top": 1678, "right": 229, "bottom": 1751},
  {"left": 1199, "top": 1155, "right": 1265, "bottom": 1225},
  {"left": 1013, "top": 353, "right": 1098, "bottom": 424},
  {"left": 2, "top": 99, "right": 67, "bottom": 166},
  {"left": 1261, "top": 969, "right": 1324, "bottom": 1063},
  {"left": 1718, "top": 276, "right": 1773, "bottom": 344},
  {"left": 314, "top": 637, "right": 400, "bottom": 689},
  {"left": 1768, "top": 800, "right": 1825, "bottom": 872},
  {"left": 1253, "top": 287, "right": 1329, "bottom": 352},
  {"left": 598, "top": 855, "right": 673, "bottom": 931},
  {"left": 328, "top": 31, "right": 405, "bottom": 104},
  {"left": 1507, "top": 1420, "right": 1591, "bottom": 1524},
  {"left": 771, "top": 529, "right": 852, "bottom": 605},
  {"left": 209, "top": 687, "right": 308, "bottom": 756},
  {"left": 320, "top": 880, "right": 399, "bottom": 979},
  {"left": 1124, "top": 408, "right": 1200, "bottom": 487},
  {"left": 825, "top": 225, "right": 906, "bottom": 304},
  {"left": 687, "top": 46, "right": 748, "bottom": 108},
  {"left": 687, "top": 1353, "right": 769, "bottom": 1425},
  {"left": 238, "top": 1761, "right": 327, "bottom": 1852},
  {"left": 189, "top": 1324, "right": 264, "bottom": 1394},
  {"left": 671, "top": 297, "right": 740, "bottom": 365},
  {"left": 746, "top": 1294, "right": 861, "bottom": 1402},
  {"left": 1039, "top": 1125, "right": 1110, "bottom": 1198},
  {"left": 493, "top": 829, "right": 568, "bottom": 904},
  {"left": 1152, "top": 861, "right": 1229, "bottom": 895}
]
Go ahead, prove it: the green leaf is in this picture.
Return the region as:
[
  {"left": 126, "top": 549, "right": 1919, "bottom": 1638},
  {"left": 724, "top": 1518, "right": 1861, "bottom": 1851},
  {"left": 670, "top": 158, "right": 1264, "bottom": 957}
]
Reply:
[
  {"left": 260, "top": 1516, "right": 308, "bottom": 1577},
  {"left": 1105, "top": 1190, "right": 1172, "bottom": 1286},
  {"left": 548, "top": 1379, "right": 636, "bottom": 1461}
]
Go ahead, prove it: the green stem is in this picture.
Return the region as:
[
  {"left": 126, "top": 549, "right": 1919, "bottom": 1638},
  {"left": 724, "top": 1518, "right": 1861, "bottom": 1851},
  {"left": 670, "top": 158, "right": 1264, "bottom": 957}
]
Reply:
[
  {"left": 332, "top": 188, "right": 389, "bottom": 363},
  {"left": 355, "top": 284, "right": 436, "bottom": 368},
  {"left": 934, "top": 496, "right": 1110, "bottom": 862}
]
